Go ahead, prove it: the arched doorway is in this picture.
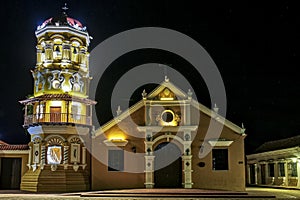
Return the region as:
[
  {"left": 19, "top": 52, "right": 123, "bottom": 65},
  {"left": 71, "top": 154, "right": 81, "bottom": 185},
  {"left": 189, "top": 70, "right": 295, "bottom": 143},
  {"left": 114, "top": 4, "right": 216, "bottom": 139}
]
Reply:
[{"left": 154, "top": 142, "right": 182, "bottom": 188}]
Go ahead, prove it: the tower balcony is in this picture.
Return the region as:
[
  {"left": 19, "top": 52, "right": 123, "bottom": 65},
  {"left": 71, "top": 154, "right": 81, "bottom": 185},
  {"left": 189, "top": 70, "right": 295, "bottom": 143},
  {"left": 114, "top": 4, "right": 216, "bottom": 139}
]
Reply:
[
  {"left": 23, "top": 113, "right": 92, "bottom": 127},
  {"left": 19, "top": 94, "right": 97, "bottom": 128}
]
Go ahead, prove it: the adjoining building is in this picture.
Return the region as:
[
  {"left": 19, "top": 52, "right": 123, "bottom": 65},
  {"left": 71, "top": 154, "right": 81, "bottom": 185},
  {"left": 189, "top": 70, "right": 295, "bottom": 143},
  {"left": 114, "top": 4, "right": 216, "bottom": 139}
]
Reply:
[
  {"left": 246, "top": 135, "right": 300, "bottom": 188},
  {"left": 0, "top": 141, "right": 29, "bottom": 189},
  {"left": 1, "top": 8, "right": 247, "bottom": 192}
]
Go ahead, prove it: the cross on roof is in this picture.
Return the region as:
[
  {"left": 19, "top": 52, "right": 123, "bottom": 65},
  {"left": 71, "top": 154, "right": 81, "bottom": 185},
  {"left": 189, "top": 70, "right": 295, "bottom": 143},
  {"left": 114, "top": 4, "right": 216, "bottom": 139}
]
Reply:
[{"left": 62, "top": 3, "right": 68, "bottom": 12}]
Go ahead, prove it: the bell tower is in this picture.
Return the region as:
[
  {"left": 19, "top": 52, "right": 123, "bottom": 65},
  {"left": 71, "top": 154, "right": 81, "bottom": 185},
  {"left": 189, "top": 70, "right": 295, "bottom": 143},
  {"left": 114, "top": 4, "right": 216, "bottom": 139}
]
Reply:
[{"left": 19, "top": 5, "right": 96, "bottom": 192}]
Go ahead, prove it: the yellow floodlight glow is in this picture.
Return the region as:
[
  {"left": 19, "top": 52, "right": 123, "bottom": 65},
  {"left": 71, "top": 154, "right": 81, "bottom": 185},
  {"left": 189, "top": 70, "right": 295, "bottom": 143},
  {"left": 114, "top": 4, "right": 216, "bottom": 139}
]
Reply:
[
  {"left": 108, "top": 132, "right": 126, "bottom": 141},
  {"left": 49, "top": 101, "right": 62, "bottom": 106},
  {"left": 160, "top": 97, "right": 174, "bottom": 101}
]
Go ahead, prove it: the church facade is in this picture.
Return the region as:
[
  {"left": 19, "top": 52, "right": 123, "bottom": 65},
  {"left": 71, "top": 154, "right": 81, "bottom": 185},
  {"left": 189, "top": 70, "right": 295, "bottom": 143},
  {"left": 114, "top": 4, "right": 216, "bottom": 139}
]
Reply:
[
  {"left": 91, "top": 79, "right": 247, "bottom": 191},
  {"left": 0, "top": 10, "right": 247, "bottom": 192}
]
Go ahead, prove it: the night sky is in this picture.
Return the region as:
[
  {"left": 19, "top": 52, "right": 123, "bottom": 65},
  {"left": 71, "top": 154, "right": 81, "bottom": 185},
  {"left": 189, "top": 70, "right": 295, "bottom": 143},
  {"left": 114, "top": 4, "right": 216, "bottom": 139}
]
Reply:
[{"left": 0, "top": 0, "right": 299, "bottom": 154}]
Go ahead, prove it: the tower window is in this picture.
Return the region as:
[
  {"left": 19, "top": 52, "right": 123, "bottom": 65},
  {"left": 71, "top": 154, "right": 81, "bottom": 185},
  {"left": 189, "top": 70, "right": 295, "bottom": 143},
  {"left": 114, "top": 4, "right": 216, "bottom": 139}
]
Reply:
[
  {"left": 71, "top": 102, "right": 81, "bottom": 120},
  {"left": 36, "top": 104, "right": 44, "bottom": 119}
]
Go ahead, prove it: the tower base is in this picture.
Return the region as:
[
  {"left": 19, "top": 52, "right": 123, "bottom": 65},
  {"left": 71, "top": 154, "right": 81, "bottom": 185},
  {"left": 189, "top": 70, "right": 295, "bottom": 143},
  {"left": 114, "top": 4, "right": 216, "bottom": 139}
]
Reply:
[{"left": 20, "top": 165, "right": 90, "bottom": 192}]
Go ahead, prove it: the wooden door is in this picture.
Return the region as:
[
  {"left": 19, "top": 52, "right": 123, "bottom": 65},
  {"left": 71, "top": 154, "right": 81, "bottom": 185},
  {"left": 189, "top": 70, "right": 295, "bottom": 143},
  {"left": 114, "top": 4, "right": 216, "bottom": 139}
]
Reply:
[
  {"left": 0, "top": 158, "right": 22, "bottom": 189},
  {"left": 50, "top": 107, "right": 61, "bottom": 122},
  {"left": 154, "top": 142, "right": 182, "bottom": 188}
]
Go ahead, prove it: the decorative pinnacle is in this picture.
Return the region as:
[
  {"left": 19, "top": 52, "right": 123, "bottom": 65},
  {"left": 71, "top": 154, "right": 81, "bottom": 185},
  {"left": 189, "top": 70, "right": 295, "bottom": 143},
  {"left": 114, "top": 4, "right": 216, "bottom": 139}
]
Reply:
[
  {"left": 187, "top": 89, "right": 193, "bottom": 99},
  {"left": 241, "top": 123, "right": 246, "bottom": 134},
  {"left": 116, "top": 106, "right": 122, "bottom": 116},
  {"left": 213, "top": 103, "right": 219, "bottom": 113},
  {"left": 164, "top": 76, "right": 169, "bottom": 82},
  {"left": 142, "top": 89, "right": 147, "bottom": 99}
]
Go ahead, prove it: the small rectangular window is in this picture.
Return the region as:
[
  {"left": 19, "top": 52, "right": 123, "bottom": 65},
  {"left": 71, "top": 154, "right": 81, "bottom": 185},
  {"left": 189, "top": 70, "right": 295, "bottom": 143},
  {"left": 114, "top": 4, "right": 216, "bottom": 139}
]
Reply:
[
  {"left": 278, "top": 163, "right": 285, "bottom": 177},
  {"left": 268, "top": 163, "right": 275, "bottom": 177},
  {"left": 212, "top": 149, "right": 228, "bottom": 170},
  {"left": 71, "top": 103, "right": 81, "bottom": 120},
  {"left": 108, "top": 150, "right": 124, "bottom": 171}
]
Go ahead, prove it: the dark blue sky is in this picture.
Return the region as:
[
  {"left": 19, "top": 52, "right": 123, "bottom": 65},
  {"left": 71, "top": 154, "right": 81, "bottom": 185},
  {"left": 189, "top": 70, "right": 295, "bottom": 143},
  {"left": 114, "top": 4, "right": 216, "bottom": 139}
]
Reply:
[{"left": 0, "top": 0, "right": 299, "bottom": 153}]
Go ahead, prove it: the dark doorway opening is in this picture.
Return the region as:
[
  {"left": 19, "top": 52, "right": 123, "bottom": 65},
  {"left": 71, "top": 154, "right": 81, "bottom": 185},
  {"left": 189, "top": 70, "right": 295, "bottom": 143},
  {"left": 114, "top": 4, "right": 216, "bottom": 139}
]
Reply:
[
  {"left": 0, "top": 158, "right": 22, "bottom": 189},
  {"left": 154, "top": 142, "right": 182, "bottom": 188},
  {"left": 261, "top": 164, "right": 266, "bottom": 184},
  {"left": 249, "top": 164, "right": 256, "bottom": 184}
]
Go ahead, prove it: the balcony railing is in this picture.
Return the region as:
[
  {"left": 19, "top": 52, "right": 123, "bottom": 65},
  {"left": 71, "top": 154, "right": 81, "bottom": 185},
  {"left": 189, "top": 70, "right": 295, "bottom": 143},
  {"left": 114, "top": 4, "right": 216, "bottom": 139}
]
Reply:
[{"left": 24, "top": 113, "right": 92, "bottom": 126}]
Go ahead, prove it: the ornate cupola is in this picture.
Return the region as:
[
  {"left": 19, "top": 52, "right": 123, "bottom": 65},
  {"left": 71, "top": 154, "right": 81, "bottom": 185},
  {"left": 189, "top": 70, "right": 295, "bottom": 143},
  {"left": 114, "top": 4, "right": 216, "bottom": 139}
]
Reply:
[{"left": 19, "top": 4, "right": 96, "bottom": 192}]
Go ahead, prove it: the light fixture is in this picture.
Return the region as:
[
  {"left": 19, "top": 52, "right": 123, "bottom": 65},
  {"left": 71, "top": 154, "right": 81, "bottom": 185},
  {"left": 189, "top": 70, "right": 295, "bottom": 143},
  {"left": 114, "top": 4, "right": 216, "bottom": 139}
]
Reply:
[{"left": 104, "top": 138, "right": 128, "bottom": 147}]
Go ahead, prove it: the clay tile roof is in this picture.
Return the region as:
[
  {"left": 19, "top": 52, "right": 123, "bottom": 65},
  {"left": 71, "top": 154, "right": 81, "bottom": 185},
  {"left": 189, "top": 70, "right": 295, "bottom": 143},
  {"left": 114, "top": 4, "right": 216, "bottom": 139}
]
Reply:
[
  {"left": 0, "top": 140, "right": 29, "bottom": 151},
  {"left": 19, "top": 94, "right": 96, "bottom": 105},
  {"left": 0, "top": 140, "right": 9, "bottom": 145},
  {"left": 255, "top": 135, "right": 300, "bottom": 153}
]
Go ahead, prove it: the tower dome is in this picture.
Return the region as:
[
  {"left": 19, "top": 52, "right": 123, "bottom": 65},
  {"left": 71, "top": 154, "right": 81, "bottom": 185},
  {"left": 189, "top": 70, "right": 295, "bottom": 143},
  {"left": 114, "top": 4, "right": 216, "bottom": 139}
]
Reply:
[{"left": 37, "top": 14, "right": 86, "bottom": 32}]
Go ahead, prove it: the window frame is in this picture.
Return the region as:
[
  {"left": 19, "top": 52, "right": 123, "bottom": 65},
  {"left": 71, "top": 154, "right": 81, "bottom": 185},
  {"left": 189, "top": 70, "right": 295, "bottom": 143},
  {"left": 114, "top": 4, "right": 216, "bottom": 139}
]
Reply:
[
  {"left": 212, "top": 148, "right": 229, "bottom": 171},
  {"left": 108, "top": 149, "right": 124, "bottom": 172}
]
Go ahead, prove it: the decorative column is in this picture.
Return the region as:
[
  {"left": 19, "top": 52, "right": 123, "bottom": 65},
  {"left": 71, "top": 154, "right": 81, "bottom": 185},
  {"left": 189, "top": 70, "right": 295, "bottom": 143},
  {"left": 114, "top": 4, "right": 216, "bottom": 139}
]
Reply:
[
  {"left": 182, "top": 155, "right": 193, "bottom": 188},
  {"left": 63, "top": 145, "right": 69, "bottom": 169},
  {"left": 144, "top": 130, "right": 154, "bottom": 188},
  {"left": 144, "top": 155, "right": 155, "bottom": 188},
  {"left": 28, "top": 145, "right": 32, "bottom": 169},
  {"left": 254, "top": 163, "right": 258, "bottom": 185},
  {"left": 82, "top": 146, "right": 87, "bottom": 170},
  {"left": 247, "top": 164, "right": 251, "bottom": 185},
  {"left": 265, "top": 163, "right": 269, "bottom": 184},
  {"left": 297, "top": 159, "right": 300, "bottom": 187},
  {"left": 40, "top": 144, "right": 46, "bottom": 169},
  {"left": 184, "top": 103, "right": 191, "bottom": 125},
  {"left": 273, "top": 161, "right": 278, "bottom": 185},
  {"left": 284, "top": 161, "right": 289, "bottom": 186}
]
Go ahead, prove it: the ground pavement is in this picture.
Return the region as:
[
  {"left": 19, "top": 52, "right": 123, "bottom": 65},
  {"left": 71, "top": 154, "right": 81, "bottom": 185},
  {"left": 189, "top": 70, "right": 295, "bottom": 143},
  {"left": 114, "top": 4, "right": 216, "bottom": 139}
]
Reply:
[{"left": 0, "top": 187, "right": 300, "bottom": 199}]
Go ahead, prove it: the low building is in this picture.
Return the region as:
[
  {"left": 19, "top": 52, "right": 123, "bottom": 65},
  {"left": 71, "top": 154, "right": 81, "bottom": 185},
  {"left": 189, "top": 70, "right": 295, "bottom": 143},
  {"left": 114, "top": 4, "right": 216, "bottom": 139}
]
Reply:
[
  {"left": 246, "top": 135, "right": 300, "bottom": 187},
  {"left": 0, "top": 141, "right": 29, "bottom": 189}
]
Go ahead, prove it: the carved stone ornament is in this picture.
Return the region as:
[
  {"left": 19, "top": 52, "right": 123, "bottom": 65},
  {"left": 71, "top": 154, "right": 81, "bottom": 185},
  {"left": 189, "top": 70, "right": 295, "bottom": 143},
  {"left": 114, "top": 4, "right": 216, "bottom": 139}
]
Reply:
[
  {"left": 51, "top": 164, "right": 58, "bottom": 171},
  {"left": 70, "top": 72, "right": 84, "bottom": 92},
  {"left": 48, "top": 70, "right": 65, "bottom": 89},
  {"left": 73, "top": 162, "right": 79, "bottom": 172}
]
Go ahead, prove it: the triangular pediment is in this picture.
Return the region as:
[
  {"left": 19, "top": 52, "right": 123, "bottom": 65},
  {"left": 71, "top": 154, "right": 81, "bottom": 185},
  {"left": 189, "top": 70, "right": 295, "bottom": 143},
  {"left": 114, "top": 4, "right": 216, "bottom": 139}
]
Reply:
[
  {"left": 94, "top": 79, "right": 245, "bottom": 137},
  {"left": 146, "top": 81, "right": 187, "bottom": 100}
]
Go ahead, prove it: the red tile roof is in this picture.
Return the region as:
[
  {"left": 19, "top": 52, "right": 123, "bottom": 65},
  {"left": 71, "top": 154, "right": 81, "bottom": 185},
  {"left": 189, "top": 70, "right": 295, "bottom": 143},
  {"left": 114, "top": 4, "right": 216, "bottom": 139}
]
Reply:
[
  {"left": 19, "top": 94, "right": 97, "bottom": 105},
  {"left": 0, "top": 144, "right": 29, "bottom": 151},
  {"left": 0, "top": 140, "right": 9, "bottom": 145}
]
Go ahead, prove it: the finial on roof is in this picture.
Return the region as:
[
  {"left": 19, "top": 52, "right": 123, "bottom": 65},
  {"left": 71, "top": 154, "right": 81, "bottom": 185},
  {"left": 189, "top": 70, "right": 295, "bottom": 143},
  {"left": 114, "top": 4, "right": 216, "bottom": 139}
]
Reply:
[
  {"left": 142, "top": 89, "right": 147, "bottom": 99},
  {"left": 213, "top": 103, "right": 219, "bottom": 113},
  {"left": 187, "top": 89, "right": 193, "bottom": 99},
  {"left": 116, "top": 106, "right": 122, "bottom": 116},
  {"left": 164, "top": 76, "right": 169, "bottom": 82},
  {"left": 241, "top": 123, "right": 246, "bottom": 135},
  {"left": 62, "top": 3, "right": 68, "bottom": 14}
]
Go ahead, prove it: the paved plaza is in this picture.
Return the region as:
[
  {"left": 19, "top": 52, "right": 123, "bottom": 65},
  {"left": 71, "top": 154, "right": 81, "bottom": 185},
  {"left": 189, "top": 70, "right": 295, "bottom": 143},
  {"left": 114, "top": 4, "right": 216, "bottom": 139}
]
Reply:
[{"left": 1, "top": 187, "right": 300, "bottom": 199}]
